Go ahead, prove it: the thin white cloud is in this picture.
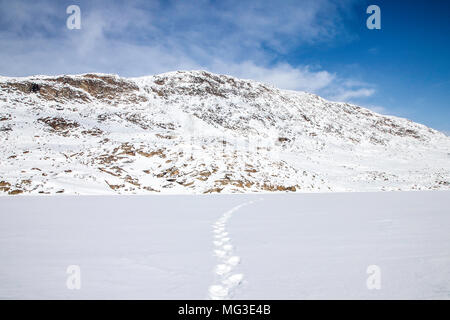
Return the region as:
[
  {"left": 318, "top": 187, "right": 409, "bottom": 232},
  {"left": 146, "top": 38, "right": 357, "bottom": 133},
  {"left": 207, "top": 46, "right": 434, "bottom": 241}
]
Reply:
[
  {"left": 0, "top": 0, "right": 375, "bottom": 106},
  {"left": 365, "top": 105, "right": 387, "bottom": 114},
  {"left": 331, "top": 88, "right": 376, "bottom": 102},
  {"left": 211, "top": 61, "right": 336, "bottom": 92}
]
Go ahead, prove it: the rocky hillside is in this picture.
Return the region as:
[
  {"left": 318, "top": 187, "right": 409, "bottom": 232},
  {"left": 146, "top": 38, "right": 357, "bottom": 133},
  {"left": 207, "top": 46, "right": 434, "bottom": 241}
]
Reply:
[{"left": 0, "top": 70, "right": 449, "bottom": 195}]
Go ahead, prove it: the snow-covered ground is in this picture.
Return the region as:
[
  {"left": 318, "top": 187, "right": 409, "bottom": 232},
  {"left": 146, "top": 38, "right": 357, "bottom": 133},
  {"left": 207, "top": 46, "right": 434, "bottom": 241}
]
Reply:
[
  {"left": 1, "top": 71, "right": 449, "bottom": 195},
  {"left": 1, "top": 191, "right": 449, "bottom": 299}
]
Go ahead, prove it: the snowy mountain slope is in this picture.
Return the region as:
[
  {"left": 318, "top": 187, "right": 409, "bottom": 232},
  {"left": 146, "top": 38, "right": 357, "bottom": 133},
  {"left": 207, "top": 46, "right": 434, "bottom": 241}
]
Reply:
[{"left": 0, "top": 70, "right": 449, "bottom": 195}]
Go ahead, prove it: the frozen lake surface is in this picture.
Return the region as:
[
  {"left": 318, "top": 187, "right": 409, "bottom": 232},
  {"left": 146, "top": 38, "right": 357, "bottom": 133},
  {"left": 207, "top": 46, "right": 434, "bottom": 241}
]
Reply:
[{"left": 0, "top": 191, "right": 449, "bottom": 299}]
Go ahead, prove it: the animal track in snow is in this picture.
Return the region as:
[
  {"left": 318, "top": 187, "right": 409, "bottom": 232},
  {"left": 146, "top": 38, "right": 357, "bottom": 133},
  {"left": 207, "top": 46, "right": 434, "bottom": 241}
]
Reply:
[{"left": 208, "top": 199, "right": 262, "bottom": 300}]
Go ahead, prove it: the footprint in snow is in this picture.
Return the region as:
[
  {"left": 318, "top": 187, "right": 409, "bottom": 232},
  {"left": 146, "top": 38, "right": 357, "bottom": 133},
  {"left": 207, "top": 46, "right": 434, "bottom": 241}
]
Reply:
[{"left": 208, "top": 200, "right": 261, "bottom": 300}]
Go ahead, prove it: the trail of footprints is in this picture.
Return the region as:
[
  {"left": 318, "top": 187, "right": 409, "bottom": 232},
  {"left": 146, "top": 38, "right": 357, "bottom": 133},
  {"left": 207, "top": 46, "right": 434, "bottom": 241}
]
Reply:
[{"left": 208, "top": 200, "right": 256, "bottom": 300}]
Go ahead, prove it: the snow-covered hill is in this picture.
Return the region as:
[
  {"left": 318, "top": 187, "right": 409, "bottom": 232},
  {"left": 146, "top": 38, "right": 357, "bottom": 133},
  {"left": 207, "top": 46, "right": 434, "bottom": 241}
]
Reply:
[
  {"left": 0, "top": 70, "right": 449, "bottom": 195},
  {"left": 1, "top": 192, "right": 450, "bottom": 299}
]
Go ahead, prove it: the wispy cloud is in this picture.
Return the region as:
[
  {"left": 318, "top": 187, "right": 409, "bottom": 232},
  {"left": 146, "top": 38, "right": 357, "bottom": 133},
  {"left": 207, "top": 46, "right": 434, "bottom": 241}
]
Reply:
[
  {"left": 0, "top": 0, "right": 374, "bottom": 104},
  {"left": 365, "top": 105, "right": 388, "bottom": 115},
  {"left": 332, "top": 88, "right": 376, "bottom": 101},
  {"left": 211, "top": 61, "right": 336, "bottom": 92}
]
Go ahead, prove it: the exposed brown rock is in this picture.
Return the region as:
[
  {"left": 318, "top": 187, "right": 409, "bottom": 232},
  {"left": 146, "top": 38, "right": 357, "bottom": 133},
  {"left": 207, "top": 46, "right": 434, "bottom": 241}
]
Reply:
[
  {"left": 38, "top": 117, "right": 79, "bottom": 132},
  {"left": 204, "top": 187, "right": 223, "bottom": 194},
  {"left": 8, "top": 189, "right": 23, "bottom": 195},
  {"left": 105, "top": 180, "right": 124, "bottom": 190},
  {"left": 82, "top": 128, "right": 103, "bottom": 136},
  {"left": 0, "top": 181, "right": 11, "bottom": 192}
]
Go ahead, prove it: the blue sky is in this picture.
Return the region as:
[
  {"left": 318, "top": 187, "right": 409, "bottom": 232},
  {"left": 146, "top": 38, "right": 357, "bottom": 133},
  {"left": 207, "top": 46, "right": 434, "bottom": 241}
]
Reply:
[{"left": 0, "top": 0, "right": 449, "bottom": 133}]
